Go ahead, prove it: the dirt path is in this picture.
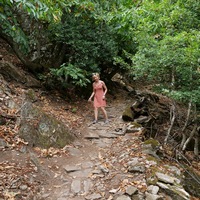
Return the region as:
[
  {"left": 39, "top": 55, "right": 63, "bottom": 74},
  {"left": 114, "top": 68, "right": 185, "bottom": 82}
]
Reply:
[
  {"left": 1, "top": 89, "right": 197, "bottom": 200},
  {"left": 37, "top": 99, "right": 139, "bottom": 200}
]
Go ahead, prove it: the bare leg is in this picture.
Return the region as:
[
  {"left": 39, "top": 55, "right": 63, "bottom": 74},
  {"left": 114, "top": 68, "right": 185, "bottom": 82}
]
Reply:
[
  {"left": 100, "top": 107, "right": 108, "bottom": 121},
  {"left": 94, "top": 107, "right": 98, "bottom": 121}
]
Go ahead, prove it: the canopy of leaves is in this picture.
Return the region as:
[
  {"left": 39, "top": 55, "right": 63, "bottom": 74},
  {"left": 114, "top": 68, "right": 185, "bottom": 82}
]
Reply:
[
  {"left": 0, "top": 0, "right": 122, "bottom": 85},
  {"left": 48, "top": 4, "right": 118, "bottom": 73},
  {"left": 117, "top": 0, "right": 200, "bottom": 105}
]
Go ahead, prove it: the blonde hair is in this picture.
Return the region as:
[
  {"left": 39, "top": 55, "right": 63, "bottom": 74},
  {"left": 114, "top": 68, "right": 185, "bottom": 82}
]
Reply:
[{"left": 92, "top": 73, "right": 100, "bottom": 79}]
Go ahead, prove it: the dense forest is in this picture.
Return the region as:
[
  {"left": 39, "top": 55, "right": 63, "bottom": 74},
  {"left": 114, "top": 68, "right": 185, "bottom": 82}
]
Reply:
[{"left": 1, "top": 0, "right": 200, "bottom": 153}]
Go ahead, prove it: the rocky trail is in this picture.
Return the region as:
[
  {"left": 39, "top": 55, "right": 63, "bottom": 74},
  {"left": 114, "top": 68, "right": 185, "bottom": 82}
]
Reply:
[
  {"left": 0, "top": 40, "right": 199, "bottom": 200},
  {"left": 40, "top": 100, "right": 131, "bottom": 200},
  {"left": 35, "top": 96, "right": 197, "bottom": 200},
  {"left": 0, "top": 84, "right": 199, "bottom": 200},
  {"left": 1, "top": 93, "right": 194, "bottom": 200}
]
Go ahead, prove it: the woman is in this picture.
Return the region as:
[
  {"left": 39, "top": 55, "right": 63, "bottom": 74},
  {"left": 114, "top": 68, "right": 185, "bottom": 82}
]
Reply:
[{"left": 88, "top": 73, "right": 108, "bottom": 124}]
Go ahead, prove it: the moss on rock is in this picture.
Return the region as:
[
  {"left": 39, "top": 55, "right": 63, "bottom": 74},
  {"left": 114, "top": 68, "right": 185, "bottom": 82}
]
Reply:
[
  {"left": 122, "top": 106, "right": 134, "bottom": 121},
  {"left": 144, "top": 138, "right": 160, "bottom": 149},
  {"left": 130, "top": 121, "right": 142, "bottom": 127},
  {"left": 19, "top": 102, "right": 74, "bottom": 148}
]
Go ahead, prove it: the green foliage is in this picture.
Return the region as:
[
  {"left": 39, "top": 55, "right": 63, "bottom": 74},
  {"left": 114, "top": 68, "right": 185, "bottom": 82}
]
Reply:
[
  {"left": 1, "top": 0, "right": 200, "bottom": 99},
  {"left": 48, "top": 2, "right": 118, "bottom": 73},
  {"left": 121, "top": 0, "right": 200, "bottom": 105},
  {"left": 0, "top": 0, "right": 51, "bottom": 52},
  {"left": 50, "top": 63, "right": 90, "bottom": 87}
]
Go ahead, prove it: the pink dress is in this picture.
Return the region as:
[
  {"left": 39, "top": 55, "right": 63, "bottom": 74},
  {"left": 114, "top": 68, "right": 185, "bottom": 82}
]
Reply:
[{"left": 93, "top": 81, "right": 106, "bottom": 108}]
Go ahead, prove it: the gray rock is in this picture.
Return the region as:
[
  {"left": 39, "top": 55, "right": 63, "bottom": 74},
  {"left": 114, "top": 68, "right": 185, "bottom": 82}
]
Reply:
[
  {"left": 57, "top": 198, "right": 67, "bottom": 200},
  {"left": 165, "top": 165, "right": 181, "bottom": 176},
  {"left": 99, "top": 165, "right": 109, "bottom": 173},
  {"left": 171, "top": 186, "right": 190, "bottom": 200},
  {"left": 19, "top": 184, "right": 28, "bottom": 191},
  {"left": 145, "top": 192, "right": 163, "bottom": 200},
  {"left": 0, "top": 138, "right": 7, "bottom": 148},
  {"left": 68, "top": 147, "right": 82, "bottom": 156},
  {"left": 128, "top": 165, "right": 146, "bottom": 173},
  {"left": 116, "top": 195, "right": 131, "bottom": 200},
  {"left": 84, "top": 132, "right": 99, "bottom": 139},
  {"left": 157, "top": 182, "right": 190, "bottom": 200},
  {"left": 127, "top": 158, "right": 139, "bottom": 167},
  {"left": 126, "top": 85, "right": 134, "bottom": 92},
  {"left": 109, "top": 188, "right": 120, "bottom": 193},
  {"left": 99, "top": 132, "right": 118, "bottom": 138},
  {"left": 156, "top": 182, "right": 169, "bottom": 189},
  {"left": 113, "top": 131, "right": 125, "bottom": 136},
  {"left": 71, "top": 179, "right": 81, "bottom": 194},
  {"left": 41, "top": 193, "right": 50, "bottom": 198},
  {"left": 147, "top": 185, "right": 159, "bottom": 195},
  {"left": 85, "top": 193, "right": 102, "bottom": 200},
  {"left": 126, "top": 125, "right": 142, "bottom": 133},
  {"left": 7, "top": 99, "right": 17, "bottom": 109},
  {"left": 92, "top": 169, "right": 102, "bottom": 174},
  {"left": 18, "top": 146, "right": 28, "bottom": 153},
  {"left": 83, "top": 179, "right": 93, "bottom": 194},
  {"left": 19, "top": 102, "right": 74, "bottom": 148},
  {"left": 134, "top": 116, "right": 149, "bottom": 124},
  {"left": 82, "top": 161, "right": 94, "bottom": 169},
  {"left": 64, "top": 165, "right": 81, "bottom": 173},
  {"left": 142, "top": 149, "right": 160, "bottom": 159},
  {"left": 155, "top": 172, "right": 179, "bottom": 184},
  {"left": 125, "top": 185, "right": 138, "bottom": 195},
  {"left": 68, "top": 168, "right": 91, "bottom": 178},
  {"left": 131, "top": 194, "right": 145, "bottom": 200}
]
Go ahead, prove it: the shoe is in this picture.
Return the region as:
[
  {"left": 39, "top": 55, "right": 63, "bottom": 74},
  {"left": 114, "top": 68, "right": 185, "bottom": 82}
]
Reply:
[
  {"left": 93, "top": 120, "right": 98, "bottom": 124},
  {"left": 104, "top": 120, "right": 109, "bottom": 124}
]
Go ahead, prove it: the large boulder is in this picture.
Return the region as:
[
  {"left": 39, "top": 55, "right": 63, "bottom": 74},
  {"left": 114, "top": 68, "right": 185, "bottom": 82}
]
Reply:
[
  {"left": 122, "top": 106, "right": 134, "bottom": 121},
  {"left": 18, "top": 102, "right": 74, "bottom": 148}
]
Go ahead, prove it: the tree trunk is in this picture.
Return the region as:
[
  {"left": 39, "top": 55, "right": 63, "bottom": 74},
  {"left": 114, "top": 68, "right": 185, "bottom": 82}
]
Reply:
[
  {"left": 164, "top": 103, "right": 175, "bottom": 144},
  {"left": 182, "top": 123, "right": 198, "bottom": 151},
  {"left": 182, "top": 103, "right": 197, "bottom": 152},
  {"left": 194, "top": 126, "right": 200, "bottom": 156},
  {"left": 180, "top": 101, "right": 192, "bottom": 149},
  {"left": 194, "top": 133, "right": 199, "bottom": 156}
]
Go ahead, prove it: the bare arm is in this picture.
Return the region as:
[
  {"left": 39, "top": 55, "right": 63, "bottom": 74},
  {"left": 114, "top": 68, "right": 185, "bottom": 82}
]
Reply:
[
  {"left": 88, "top": 83, "right": 95, "bottom": 101},
  {"left": 102, "top": 81, "right": 107, "bottom": 98}
]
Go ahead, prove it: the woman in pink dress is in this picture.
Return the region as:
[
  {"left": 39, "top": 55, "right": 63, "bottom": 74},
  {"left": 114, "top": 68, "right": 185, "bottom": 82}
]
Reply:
[{"left": 88, "top": 73, "right": 108, "bottom": 124}]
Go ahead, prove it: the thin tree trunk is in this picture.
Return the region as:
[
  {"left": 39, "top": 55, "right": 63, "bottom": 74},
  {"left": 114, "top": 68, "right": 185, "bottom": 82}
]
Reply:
[
  {"left": 182, "top": 104, "right": 197, "bottom": 151},
  {"left": 194, "top": 133, "right": 199, "bottom": 156},
  {"left": 182, "top": 101, "right": 192, "bottom": 132},
  {"left": 180, "top": 101, "right": 192, "bottom": 149},
  {"left": 182, "top": 123, "right": 197, "bottom": 151},
  {"left": 171, "top": 66, "right": 175, "bottom": 89},
  {"left": 194, "top": 126, "right": 200, "bottom": 156},
  {"left": 164, "top": 103, "right": 175, "bottom": 144}
]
